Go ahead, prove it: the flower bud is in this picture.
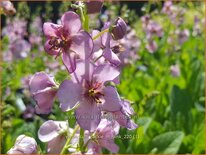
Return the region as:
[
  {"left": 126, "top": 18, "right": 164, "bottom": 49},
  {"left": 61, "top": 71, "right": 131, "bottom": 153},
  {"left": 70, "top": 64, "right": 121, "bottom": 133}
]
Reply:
[
  {"left": 110, "top": 17, "right": 127, "bottom": 40},
  {"left": 7, "top": 135, "right": 38, "bottom": 154},
  {"left": 85, "top": 0, "right": 103, "bottom": 14}
]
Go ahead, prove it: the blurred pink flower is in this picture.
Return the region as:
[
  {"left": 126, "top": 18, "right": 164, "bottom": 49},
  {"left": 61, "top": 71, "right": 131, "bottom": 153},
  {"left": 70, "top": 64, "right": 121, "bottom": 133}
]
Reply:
[
  {"left": 9, "top": 39, "right": 31, "bottom": 59},
  {"left": 170, "top": 64, "right": 180, "bottom": 77},
  {"left": 162, "top": 0, "right": 173, "bottom": 15},
  {"left": 141, "top": 15, "right": 151, "bottom": 29},
  {"left": 146, "top": 39, "right": 157, "bottom": 53},
  {"left": 2, "top": 17, "right": 27, "bottom": 42},
  {"left": 146, "top": 21, "right": 163, "bottom": 39},
  {"left": 0, "top": 0, "right": 16, "bottom": 15},
  {"left": 176, "top": 29, "right": 190, "bottom": 45}
]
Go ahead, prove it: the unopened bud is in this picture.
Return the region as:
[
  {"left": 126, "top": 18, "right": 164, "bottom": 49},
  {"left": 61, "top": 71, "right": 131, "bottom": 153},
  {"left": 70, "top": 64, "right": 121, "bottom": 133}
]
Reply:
[
  {"left": 7, "top": 135, "right": 38, "bottom": 154},
  {"left": 110, "top": 17, "right": 127, "bottom": 40},
  {"left": 85, "top": 0, "right": 103, "bottom": 14}
]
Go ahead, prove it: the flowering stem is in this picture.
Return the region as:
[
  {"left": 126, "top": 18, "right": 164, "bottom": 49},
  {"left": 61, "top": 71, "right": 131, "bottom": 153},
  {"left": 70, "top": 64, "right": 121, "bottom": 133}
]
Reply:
[
  {"left": 82, "top": 139, "right": 91, "bottom": 152},
  {"left": 79, "top": 128, "right": 84, "bottom": 152},
  {"left": 84, "top": 14, "right": 89, "bottom": 32},
  {"left": 79, "top": 7, "right": 85, "bottom": 28},
  {"left": 93, "top": 29, "right": 109, "bottom": 40},
  {"left": 60, "top": 125, "right": 80, "bottom": 155}
]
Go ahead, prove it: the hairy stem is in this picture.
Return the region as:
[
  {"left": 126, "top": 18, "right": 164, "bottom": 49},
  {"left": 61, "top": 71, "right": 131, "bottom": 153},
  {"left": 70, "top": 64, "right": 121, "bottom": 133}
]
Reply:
[
  {"left": 92, "top": 29, "right": 109, "bottom": 40},
  {"left": 60, "top": 125, "right": 80, "bottom": 155},
  {"left": 79, "top": 128, "right": 84, "bottom": 152}
]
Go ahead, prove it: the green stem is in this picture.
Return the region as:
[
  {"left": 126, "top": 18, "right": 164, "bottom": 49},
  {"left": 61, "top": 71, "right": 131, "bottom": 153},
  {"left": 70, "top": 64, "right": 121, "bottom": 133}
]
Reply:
[
  {"left": 92, "top": 29, "right": 109, "bottom": 40},
  {"left": 94, "top": 54, "right": 103, "bottom": 63},
  {"left": 79, "top": 7, "right": 85, "bottom": 28},
  {"left": 60, "top": 125, "right": 80, "bottom": 155},
  {"left": 82, "top": 139, "right": 91, "bottom": 152},
  {"left": 84, "top": 14, "right": 89, "bottom": 32},
  {"left": 79, "top": 128, "right": 84, "bottom": 152}
]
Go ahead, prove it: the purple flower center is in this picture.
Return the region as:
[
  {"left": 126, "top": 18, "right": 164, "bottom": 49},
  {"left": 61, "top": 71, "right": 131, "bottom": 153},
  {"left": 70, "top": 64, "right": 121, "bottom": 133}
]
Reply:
[
  {"left": 84, "top": 81, "right": 104, "bottom": 105},
  {"left": 49, "top": 35, "right": 72, "bottom": 51},
  {"left": 111, "top": 44, "right": 125, "bottom": 54}
]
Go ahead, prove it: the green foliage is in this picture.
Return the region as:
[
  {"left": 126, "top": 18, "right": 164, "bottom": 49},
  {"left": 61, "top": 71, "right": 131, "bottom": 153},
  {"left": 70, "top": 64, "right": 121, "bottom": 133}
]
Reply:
[{"left": 151, "top": 131, "right": 184, "bottom": 154}]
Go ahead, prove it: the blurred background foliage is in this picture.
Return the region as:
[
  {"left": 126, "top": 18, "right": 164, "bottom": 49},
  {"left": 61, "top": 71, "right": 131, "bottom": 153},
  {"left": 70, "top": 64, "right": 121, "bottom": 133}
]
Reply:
[{"left": 1, "top": 1, "right": 205, "bottom": 154}]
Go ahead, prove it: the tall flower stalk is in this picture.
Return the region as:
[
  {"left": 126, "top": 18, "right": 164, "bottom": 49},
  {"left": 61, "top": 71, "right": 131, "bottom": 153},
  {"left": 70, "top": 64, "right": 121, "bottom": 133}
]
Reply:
[{"left": 7, "top": 1, "right": 138, "bottom": 154}]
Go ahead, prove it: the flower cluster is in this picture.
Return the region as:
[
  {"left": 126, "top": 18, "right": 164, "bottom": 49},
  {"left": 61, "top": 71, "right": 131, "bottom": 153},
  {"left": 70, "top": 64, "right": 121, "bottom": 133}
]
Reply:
[
  {"left": 2, "top": 17, "right": 31, "bottom": 61},
  {"left": 141, "top": 15, "right": 163, "bottom": 53},
  {"left": 8, "top": 1, "right": 137, "bottom": 154}
]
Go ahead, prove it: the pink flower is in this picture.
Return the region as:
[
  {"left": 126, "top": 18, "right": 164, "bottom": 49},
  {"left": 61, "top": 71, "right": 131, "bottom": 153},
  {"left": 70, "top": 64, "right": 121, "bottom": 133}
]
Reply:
[
  {"left": 101, "top": 23, "right": 122, "bottom": 66},
  {"left": 7, "top": 135, "right": 37, "bottom": 154},
  {"left": 29, "top": 72, "right": 57, "bottom": 114},
  {"left": 92, "top": 22, "right": 122, "bottom": 66},
  {"left": 141, "top": 15, "right": 151, "bottom": 28},
  {"left": 87, "top": 119, "right": 120, "bottom": 153},
  {"left": 38, "top": 120, "right": 77, "bottom": 154},
  {"left": 57, "top": 60, "right": 121, "bottom": 131},
  {"left": 146, "top": 21, "right": 163, "bottom": 39},
  {"left": 162, "top": 1, "right": 173, "bottom": 15},
  {"left": 0, "top": 1, "right": 16, "bottom": 15},
  {"left": 2, "top": 17, "right": 27, "bottom": 42},
  {"left": 109, "top": 99, "right": 138, "bottom": 130},
  {"left": 43, "top": 11, "right": 93, "bottom": 73},
  {"left": 9, "top": 39, "right": 31, "bottom": 59},
  {"left": 176, "top": 29, "right": 190, "bottom": 45},
  {"left": 146, "top": 39, "right": 157, "bottom": 53},
  {"left": 170, "top": 64, "right": 180, "bottom": 77}
]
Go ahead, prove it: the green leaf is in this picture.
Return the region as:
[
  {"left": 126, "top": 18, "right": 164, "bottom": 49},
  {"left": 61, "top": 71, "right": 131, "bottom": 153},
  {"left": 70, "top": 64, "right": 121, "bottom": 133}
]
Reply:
[
  {"left": 170, "top": 85, "right": 192, "bottom": 132},
  {"left": 192, "top": 126, "right": 205, "bottom": 154},
  {"left": 151, "top": 131, "right": 184, "bottom": 154}
]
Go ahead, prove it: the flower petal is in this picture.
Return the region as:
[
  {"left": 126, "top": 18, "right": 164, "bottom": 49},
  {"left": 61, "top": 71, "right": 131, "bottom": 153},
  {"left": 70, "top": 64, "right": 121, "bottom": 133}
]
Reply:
[
  {"left": 112, "top": 110, "right": 138, "bottom": 130},
  {"left": 97, "top": 119, "right": 119, "bottom": 136},
  {"left": 91, "top": 30, "right": 102, "bottom": 52},
  {"left": 93, "top": 64, "right": 120, "bottom": 84},
  {"left": 103, "top": 48, "right": 121, "bottom": 66},
  {"left": 71, "top": 60, "right": 94, "bottom": 84},
  {"left": 44, "top": 40, "right": 59, "bottom": 56},
  {"left": 47, "top": 135, "right": 66, "bottom": 154},
  {"left": 8, "top": 135, "right": 38, "bottom": 154},
  {"left": 75, "top": 101, "right": 101, "bottom": 131},
  {"left": 62, "top": 51, "right": 77, "bottom": 73},
  {"left": 101, "top": 22, "right": 111, "bottom": 47},
  {"left": 100, "top": 139, "right": 119, "bottom": 153},
  {"left": 38, "top": 120, "right": 67, "bottom": 142},
  {"left": 61, "top": 11, "right": 82, "bottom": 35},
  {"left": 102, "top": 86, "right": 121, "bottom": 112},
  {"left": 57, "top": 80, "right": 81, "bottom": 111},
  {"left": 70, "top": 31, "right": 93, "bottom": 59},
  {"left": 43, "top": 22, "right": 62, "bottom": 38},
  {"left": 34, "top": 88, "right": 57, "bottom": 114},
  {"left": 29, "top": 72, "right": 56, "bottom": 94}
]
